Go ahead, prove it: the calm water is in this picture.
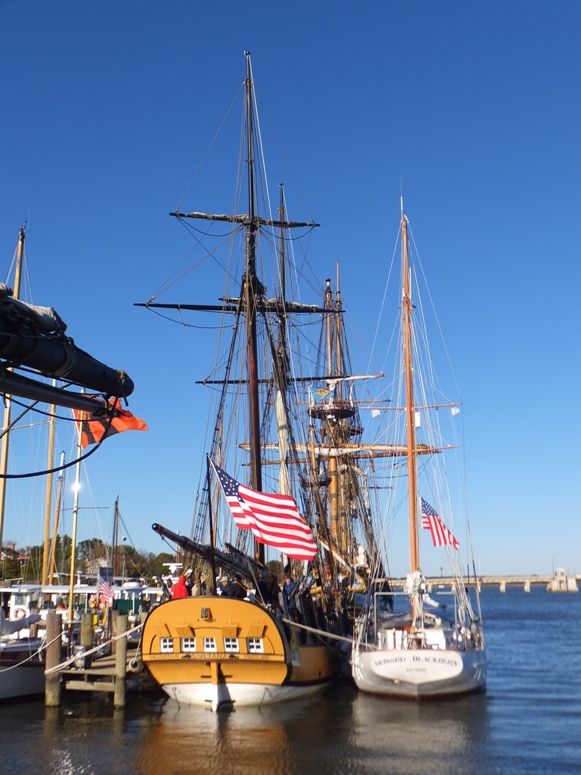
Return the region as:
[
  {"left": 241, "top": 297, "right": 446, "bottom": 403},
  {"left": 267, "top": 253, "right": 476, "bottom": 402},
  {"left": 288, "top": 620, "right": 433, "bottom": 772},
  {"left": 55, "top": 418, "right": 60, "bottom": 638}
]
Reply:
[{"left": 0, "top": 587, "right": 579, "bottom": 775}]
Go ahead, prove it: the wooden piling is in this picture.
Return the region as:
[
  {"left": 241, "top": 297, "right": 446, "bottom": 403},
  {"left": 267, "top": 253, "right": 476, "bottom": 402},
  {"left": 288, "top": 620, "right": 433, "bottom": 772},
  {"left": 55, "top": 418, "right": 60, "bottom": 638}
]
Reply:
[
  {"left": 45, "top": 611, "right": 62, "bottom": 707},
  {"left": 114, "top": 614, "right": 127, "bottom": 708},
  {"left": 80, "top": 612, "right": 93, "bottom": 665}
]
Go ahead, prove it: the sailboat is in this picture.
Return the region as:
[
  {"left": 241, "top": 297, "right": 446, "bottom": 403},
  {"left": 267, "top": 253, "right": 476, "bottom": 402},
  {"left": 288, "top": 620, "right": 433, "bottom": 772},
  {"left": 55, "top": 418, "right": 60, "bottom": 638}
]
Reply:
[
  {"left": 0, "top": 224, "right": 138, "bottom": 700},
  {"left": 351, "top": 207, "right": 487, "bottom": 698},
  {"left": 137, "top": 53, "right": 364, "bottom": 710}
]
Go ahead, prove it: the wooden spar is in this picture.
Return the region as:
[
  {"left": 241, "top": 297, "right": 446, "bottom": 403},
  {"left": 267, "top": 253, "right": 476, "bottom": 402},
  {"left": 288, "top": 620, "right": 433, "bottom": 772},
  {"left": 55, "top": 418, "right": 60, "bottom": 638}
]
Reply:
[
  {"left": 112, "top": 496, "right": 120, "bottom": 578},
  {"left": 41, "top": 400, "right": 57, "bottom": 585},
  {"left": 0, "top": 225, "right": 24, "bottom": 552},
  {"left": 67, "top": 416, "right": 83, "bottom": 627},
  {"left": 334, "top": 266, "right": 349, "bottom": 557},
  {"left": 401, "top": 212, "right": 420, "bottom": 583},
  {"left": 323, "top": 278, "right": 339, "bottom": 554},
  {"left": 244, "top": 53, "right": 264, "bottom": 563},
  {"left": 48, "top": 450, "right": 65, "bottom": 584}
]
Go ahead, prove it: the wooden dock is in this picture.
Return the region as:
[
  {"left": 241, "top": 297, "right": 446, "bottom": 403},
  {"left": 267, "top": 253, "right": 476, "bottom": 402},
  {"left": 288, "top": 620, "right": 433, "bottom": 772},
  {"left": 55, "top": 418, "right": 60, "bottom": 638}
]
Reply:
[{"left": 45, "top": 610, "right": 147, "bottom": 708}]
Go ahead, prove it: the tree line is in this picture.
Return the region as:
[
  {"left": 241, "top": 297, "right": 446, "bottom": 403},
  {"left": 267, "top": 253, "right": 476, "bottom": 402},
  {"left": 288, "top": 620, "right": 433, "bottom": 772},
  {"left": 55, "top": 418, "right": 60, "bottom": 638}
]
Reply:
[{"left": 0, "top": 535, "right": 175, "bottom": 584}]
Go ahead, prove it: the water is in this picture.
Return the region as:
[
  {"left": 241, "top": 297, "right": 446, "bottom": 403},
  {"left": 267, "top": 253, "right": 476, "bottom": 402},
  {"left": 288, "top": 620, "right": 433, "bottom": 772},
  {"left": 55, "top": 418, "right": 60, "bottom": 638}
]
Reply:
[{"left": 0, "top": 587, "right": 579, "bottom": 775}]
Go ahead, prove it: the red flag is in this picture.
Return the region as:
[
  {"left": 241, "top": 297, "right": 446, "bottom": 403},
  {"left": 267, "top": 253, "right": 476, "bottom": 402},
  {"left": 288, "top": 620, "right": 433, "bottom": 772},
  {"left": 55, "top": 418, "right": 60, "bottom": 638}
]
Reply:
[
  {"left": 211, "top": 461, "right": 317, "bottom": 561},
  {"left": 421, "top": 497, "right": 460, "bottom": 549},
  {"left": 73, "top": 399, "right": 148, "bottom": 449}
]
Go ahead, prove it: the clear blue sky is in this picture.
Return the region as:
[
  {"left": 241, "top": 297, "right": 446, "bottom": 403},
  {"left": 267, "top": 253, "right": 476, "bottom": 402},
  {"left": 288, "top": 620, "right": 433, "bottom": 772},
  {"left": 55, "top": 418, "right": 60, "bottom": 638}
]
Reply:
[{"left": 1, "top": 1, "right": 580, "bottom": 577}]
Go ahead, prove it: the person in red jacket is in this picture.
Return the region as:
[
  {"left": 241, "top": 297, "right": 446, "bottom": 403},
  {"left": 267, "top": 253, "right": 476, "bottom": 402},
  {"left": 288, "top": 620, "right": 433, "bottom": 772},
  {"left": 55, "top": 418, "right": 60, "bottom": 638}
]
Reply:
[{"left": 171, "top": 575, "right": 189, "bottom": 599}]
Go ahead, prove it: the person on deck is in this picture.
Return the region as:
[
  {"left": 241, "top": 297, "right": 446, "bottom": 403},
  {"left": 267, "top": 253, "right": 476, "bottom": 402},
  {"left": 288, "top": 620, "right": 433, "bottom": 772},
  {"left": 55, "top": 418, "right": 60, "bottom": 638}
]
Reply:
[
  {"left": 283, "top": 573, "right": 300, "bottom": 621},
  {"left": 171, "top": 575, "right": 189, "bottom": 599},
  {"left": 266, "top": 573, "right": 282, "bottom": 608},
  {"left": 222, "top": 575, "right": 247, "bottom": 599}
]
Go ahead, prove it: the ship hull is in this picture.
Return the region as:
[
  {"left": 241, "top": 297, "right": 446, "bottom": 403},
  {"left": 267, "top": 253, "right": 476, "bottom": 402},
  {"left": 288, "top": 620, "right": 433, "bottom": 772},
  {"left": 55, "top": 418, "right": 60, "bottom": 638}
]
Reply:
[
  {"left": 352, "top": 645, "right": 487, "bottom": 698},
  {"left": 0, "top": 650, "right": 45, "bottom": 701},
  {"left": 142, "top": 596, "right": 340, "bottom": 710}
]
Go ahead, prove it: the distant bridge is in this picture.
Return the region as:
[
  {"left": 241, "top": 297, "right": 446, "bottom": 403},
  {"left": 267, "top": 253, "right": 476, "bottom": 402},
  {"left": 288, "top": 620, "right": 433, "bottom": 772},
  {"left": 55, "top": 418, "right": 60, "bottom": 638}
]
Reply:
[{"left": 388, "top": 574, "right": 580, "bottom": 593}]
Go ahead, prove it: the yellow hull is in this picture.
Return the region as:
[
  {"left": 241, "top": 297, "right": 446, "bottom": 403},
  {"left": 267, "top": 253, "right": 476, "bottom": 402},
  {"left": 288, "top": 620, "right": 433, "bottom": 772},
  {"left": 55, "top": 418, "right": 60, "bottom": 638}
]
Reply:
[{"left": 141, "top": 596, "right": 340, "bottom": 709}]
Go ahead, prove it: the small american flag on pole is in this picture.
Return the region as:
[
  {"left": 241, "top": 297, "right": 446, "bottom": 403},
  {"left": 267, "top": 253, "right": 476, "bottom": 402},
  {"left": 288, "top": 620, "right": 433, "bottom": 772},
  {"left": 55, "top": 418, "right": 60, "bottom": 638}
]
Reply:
[
  {"left": 99, "top": 580, "right": 115, "bottom": 605},
  {"left": 421, "top": 497, "right": 460, "bottom": 550}
]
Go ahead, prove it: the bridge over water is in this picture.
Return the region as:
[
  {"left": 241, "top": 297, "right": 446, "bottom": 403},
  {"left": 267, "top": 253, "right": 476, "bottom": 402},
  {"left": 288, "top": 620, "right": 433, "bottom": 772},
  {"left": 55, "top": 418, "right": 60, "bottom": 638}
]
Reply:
[{"left": 388, "top": 573, "right": 579, "bottom": 593}]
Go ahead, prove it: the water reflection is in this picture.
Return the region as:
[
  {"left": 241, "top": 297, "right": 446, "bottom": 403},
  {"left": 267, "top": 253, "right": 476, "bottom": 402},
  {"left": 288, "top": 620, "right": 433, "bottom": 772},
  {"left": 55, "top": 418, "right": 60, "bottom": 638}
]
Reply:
[
  {"left": 351, "top": 691, "right": 492, "bottom": 775},
  {"left": 138, "top": 696, "right": 302, "bottom": 775},
  {"left": 131, "top": 683, "right": 492, "bottom": 775}
]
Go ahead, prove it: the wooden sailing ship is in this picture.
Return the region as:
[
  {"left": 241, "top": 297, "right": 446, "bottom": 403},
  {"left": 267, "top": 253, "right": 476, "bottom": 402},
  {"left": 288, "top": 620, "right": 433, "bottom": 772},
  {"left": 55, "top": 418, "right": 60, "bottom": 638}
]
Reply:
[{"left": 138, "top": 54, "right": 391, "bottom": 710}]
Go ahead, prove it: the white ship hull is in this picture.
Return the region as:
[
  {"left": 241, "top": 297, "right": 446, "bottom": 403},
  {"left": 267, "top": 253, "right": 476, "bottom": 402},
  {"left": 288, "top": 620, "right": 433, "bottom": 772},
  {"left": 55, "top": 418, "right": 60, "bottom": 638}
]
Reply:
[
  {"left": 352, "top": 645, "right": 487, "bottom": 698},
  {"left": 0, "top": 658, "right": 45, "bottom": 701},
  {"left": 162, "top": 677, "right": 330, "bottom": 711}
]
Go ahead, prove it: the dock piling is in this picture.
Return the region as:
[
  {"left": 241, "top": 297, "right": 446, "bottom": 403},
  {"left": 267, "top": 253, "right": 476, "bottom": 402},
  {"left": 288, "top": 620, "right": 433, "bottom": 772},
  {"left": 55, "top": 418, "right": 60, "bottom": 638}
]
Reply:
[{"left": 45, "top": 611, "right": 62, "bottom": 707}]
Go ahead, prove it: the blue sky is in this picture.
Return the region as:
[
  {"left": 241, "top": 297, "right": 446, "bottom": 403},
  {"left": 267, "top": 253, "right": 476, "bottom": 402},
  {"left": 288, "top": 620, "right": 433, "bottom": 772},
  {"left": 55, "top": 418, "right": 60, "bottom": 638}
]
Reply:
[{"left": 1, "top": 1, "right": 580, "bottom": 577}]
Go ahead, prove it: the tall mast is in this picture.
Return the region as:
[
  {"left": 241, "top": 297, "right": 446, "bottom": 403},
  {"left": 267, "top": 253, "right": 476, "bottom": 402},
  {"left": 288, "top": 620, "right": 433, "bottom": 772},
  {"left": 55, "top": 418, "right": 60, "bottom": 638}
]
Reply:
[
  {"left": 244, "top": 52, "right": 264, "bottom": 563},
  {"left": 48, "top": 450, "right": 66, "bottom": 584},
  {"left": 41, "top": 400, "right": 57, "bottom": 585},
  {"left": 111, "top": 495, "right": 120, "bottom": 577},
  {"left": 67, "top": 417, "right": 83, "bottom": 627},
  {"left": 0, "top": 225, "right": 25, "bottom": 553},
  {"left": 141, "top": 54, "right": 323, "bottom": 560},
  {"left": 402, "top": 210, "right": 420, "bottom": 575}
]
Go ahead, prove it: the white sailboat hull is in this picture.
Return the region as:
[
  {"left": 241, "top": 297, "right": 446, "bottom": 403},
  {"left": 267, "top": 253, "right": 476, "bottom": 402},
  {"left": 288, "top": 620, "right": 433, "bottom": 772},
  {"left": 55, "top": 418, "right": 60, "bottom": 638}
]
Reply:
[
  {"left": 352, "top": 645, "right": 487, "bottom": 698},
  {"left": 0, "top": 660, "right": 45, "bottom": 701}
]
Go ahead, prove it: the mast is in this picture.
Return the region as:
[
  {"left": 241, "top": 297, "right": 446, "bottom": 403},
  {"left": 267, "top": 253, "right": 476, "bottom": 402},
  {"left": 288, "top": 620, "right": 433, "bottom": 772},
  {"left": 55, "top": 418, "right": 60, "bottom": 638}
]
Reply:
[
  {"left": 48, "top": 450, "right": 66, "bottom": 584},
  {"left": 111, "top": 495, "right": 120, "bottom": 577},
  {"left": 401, "top": 210, "right": 420, "bottom": 576},
  {"left": 140, "top": 53, "right": 323, "bottom": 560},
  {"left": 244, "top": 52, "right": 263, "bottom": 521},
  {"left": 67, "top": 416, "right": 83, "bottom": 628},
  {"left": 275, "top": 185, "right": 291, "bottom": 497},
  {"left": 0, "top": 225, "right": 25, "bottom": 553},
  {"left": 41, "top": 400, "right": 57, "bottom": 585}
]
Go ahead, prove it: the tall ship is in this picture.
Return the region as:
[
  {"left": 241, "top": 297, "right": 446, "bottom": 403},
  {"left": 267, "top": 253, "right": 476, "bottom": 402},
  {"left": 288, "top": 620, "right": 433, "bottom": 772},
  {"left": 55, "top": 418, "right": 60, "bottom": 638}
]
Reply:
[
  {"left": 137, "top": 54, "right": 385, "bottom": 711},
  {"left": 351, "top": 206, "right": 487, "bottom": 698}
]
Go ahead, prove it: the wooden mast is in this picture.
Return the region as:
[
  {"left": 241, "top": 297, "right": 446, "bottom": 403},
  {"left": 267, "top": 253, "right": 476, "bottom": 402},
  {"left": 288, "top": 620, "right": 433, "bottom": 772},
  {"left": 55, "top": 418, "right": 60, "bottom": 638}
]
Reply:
[
  {"left": 41, "top": 401, "right": 57, "bottom": 585},
  {"left": 48, "top": 450, "right": 66, "bottom": 584},
  {"left": 0, "top": 225, "right": 25, "bottom": 554},
  {"left": 401, "top": 209, "right": 420, "bottom": 579},
  {"left": 67, "top": 417, "right": 83, "bottom": 627},
  {"left": 244, "top": 52, "right": 264, "bottom": 563}
]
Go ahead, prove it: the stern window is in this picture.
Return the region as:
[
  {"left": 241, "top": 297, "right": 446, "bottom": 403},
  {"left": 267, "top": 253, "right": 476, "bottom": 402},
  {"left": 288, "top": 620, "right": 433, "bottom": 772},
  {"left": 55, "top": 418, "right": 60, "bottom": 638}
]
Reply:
[
  {"left": 203, "top": 637, "right": 217, "bottom": 652},
  {"left": 160, "top": 637, "right": 174, "bottom": 653},
  {"left": 181, "top": 637, "right": 196, "bottom": 652},
  {"left": 247, "top": 638, "right": 264, "bottom": 654},
  {"left": 223, "top": 637, "right": 239, "bottom": 653}
]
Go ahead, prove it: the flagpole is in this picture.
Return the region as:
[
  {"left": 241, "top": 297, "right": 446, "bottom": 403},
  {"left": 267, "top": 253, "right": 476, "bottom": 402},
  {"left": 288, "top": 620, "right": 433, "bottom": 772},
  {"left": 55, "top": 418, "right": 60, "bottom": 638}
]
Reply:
[{"left": 206, "top": 456, "right": 217, "bottom": 590}]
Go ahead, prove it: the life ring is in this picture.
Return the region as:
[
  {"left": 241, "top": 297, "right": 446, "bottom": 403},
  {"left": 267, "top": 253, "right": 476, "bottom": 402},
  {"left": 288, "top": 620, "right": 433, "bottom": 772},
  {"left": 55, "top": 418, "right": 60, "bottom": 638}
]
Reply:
[{"left": 13, "top": 607, "right": 27, "bottom": 619}]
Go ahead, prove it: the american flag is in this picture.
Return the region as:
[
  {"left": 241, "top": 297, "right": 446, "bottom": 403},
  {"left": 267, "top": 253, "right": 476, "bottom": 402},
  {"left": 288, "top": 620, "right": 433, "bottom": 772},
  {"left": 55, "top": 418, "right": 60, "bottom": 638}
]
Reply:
[
  {"left": 99, "top": 580, "right": 115, "bottom": 605},
  {"left": 211, "top": 461, "right": 317, "bottom": 561},
  {"left": 421, "top": 497, "right": 460, "bottom": 550}
]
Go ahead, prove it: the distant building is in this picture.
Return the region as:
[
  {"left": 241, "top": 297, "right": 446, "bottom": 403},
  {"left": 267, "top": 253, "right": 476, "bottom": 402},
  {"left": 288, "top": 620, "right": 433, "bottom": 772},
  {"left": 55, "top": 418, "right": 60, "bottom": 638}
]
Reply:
[{"left": 547, "top": 567, "right": 578, "bottom": 593}]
